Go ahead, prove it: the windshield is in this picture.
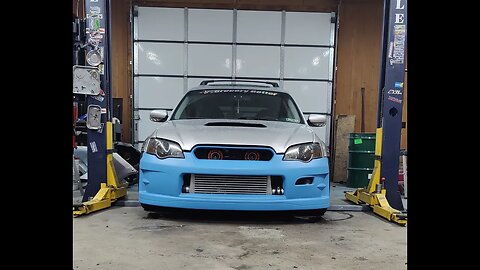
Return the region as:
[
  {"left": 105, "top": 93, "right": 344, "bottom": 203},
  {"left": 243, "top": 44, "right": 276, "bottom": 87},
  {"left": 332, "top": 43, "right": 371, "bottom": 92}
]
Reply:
[{"left": 171, "top": 89, "right": 305, "bottom": 124}]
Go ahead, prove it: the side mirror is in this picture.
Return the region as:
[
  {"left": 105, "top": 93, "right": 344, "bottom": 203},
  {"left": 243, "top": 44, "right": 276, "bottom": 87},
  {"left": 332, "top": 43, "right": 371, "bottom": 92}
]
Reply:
[
  {"left": 307, "top": 114, "right": 327, "bottom": 127},
  {"left": 150, "top": 110, "right": 168, "bottom": 122}
]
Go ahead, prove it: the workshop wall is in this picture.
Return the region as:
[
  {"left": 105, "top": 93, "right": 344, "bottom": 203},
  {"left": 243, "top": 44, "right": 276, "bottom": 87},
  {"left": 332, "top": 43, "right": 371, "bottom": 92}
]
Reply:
[
  {"left": 111, "top": 0, "right": 132, "bottom": 142},
  {"left": 335, "top": 0, "right": 383, "bottom": 134}
]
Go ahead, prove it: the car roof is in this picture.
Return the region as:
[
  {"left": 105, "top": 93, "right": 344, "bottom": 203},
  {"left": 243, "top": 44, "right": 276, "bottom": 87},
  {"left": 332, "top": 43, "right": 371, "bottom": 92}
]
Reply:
[{"left": 188, "top": 84, "right": 289, "bottom": 93}]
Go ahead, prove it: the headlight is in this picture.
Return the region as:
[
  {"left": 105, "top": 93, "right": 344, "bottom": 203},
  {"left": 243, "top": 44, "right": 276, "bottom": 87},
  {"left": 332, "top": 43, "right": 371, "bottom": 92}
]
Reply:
[
  {"left": 283, "top": 142, "right": 328, "bottom": 162},
  {"left": 145, "top": 138, "right": 184, "bottom": 159}
]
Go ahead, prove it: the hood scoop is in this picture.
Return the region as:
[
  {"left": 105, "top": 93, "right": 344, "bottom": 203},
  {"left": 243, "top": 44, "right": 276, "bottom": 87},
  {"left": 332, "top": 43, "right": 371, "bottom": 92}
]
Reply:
[{"left": 205, "top": 122, "right": 266, "bottom": 128}]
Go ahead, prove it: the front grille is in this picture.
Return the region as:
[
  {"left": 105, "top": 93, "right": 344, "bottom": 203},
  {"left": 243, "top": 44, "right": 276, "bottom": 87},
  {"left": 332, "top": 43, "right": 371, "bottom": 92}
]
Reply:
[
  {"left": 190, "top": 174, "right": 271, "bottom": 194},
  {"left": 194, "top": 147, "right": 274, "bottom": 161}
]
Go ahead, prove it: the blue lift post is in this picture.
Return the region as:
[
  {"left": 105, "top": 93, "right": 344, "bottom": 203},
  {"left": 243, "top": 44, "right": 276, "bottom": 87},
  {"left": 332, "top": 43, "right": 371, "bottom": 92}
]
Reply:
[
  {"left": 377, "top": 0, "right": 407, "bottom": 211},
  {"left": 345, "top": 0, "right": 407, "bottom": 225},
  {"left": 82, "top": 0, "right": 113, "bottom": 202},
  {"left": 74, "top": 0, "right": 127, "bottom": 216}
]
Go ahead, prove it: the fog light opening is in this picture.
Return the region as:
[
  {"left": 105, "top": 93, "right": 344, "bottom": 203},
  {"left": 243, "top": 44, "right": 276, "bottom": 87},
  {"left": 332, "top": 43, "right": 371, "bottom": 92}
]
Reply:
[
  {"left": 295, "top": 177, "right": 314, "bottom": 185},
  {"left": 270, "top": 176, "right": 284, "bottom": 195},
  {"left": 182, "top": 174, "right": 191, "bottom": 193}
]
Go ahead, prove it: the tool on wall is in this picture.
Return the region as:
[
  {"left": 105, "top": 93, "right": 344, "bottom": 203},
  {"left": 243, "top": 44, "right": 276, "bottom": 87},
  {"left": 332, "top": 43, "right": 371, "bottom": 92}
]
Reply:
[
  {"left": 360, "top": 87, "right": 365, "bottom": 132},
  {"left": 346, "top": 0, "right": 407, "bottom": 225}
]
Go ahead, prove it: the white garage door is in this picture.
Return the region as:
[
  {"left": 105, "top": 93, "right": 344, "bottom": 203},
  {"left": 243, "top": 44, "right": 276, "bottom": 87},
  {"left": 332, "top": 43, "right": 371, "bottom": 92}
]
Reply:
[{"left": 133, "top": 7, "right": 336, "bottom": 148}]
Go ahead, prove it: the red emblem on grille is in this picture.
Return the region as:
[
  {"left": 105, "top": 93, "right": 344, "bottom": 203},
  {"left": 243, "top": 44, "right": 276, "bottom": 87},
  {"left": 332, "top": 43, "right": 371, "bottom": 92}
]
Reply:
[
  {"left": 207, "top": 150, "right": 224, "bottom": 160},
  {"left": 244, "top": 151, "right": 260, "bottom": 160}
]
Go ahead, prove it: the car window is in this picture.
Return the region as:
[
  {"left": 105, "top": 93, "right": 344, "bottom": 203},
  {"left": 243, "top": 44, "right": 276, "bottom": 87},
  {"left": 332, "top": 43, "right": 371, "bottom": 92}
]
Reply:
[{"left": 171, "top": 89, "right": 304, "bottom": 124}]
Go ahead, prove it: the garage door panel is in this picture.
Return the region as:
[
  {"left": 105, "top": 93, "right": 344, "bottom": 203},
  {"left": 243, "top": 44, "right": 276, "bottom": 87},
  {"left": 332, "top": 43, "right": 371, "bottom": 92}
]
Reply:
[
  {"left": 188, "top": 44, "right": 232, "bottom": 76},
  {"left": 188, "top": 9, "right": 233, "bottom": 42},
  {"left": 284, "top": 81, "right": 331, "bottom": 114},
  {"left": 134, "top": 6, "right": 335, "bottom": 147},
  {"left": 237, "top": 10, "right": 282, "bottom": 44},
  {"left": 136, "top": 77, "right": 184, "bottom": 109},
  {"left": 285, "top": 12, "right": 332, "bottom": 45},
  {"left": 236, "top": 46, "right": 280, "bottom": 78},
  {"left": 284, "top": 47, "right": 330, "bottom": 79},
  {"left": 137, "top": 7, "right": 184, "bottom": 40},
  {"left": 136, "top": 43, "right": 184, "bottom": 75}
]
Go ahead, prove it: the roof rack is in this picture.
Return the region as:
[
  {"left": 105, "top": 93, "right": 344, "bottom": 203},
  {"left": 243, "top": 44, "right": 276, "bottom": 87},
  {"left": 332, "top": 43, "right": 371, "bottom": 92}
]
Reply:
[{"left": 199, "top": 80, "right": 279, "bottom": 88}]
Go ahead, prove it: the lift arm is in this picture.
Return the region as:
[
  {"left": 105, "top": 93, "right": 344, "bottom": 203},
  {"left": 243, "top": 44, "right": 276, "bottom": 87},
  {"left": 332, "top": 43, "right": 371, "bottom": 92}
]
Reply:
[{"left": 73, "top": 122, "right": 127, "bottom": 216}]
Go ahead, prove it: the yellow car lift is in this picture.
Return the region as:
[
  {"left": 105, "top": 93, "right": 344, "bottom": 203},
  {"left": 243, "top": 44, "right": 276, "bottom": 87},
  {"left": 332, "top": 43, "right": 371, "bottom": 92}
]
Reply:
[
  {"left": 73, "top": 122, "right": 128, "bottom": 217},
  {"left": 345, "top": 128, "right": 407, "bottom": 226}
]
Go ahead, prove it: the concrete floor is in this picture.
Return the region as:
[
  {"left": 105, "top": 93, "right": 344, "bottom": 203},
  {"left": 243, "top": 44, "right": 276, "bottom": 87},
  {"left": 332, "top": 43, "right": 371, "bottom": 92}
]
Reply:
[{"left": 73, "top": 206, "right": 407, "bottom": 270}]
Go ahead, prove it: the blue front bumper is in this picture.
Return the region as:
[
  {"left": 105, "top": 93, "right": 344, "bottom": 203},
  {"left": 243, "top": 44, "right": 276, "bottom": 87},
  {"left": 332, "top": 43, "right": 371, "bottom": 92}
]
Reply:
[{"left": 139, "top": 152, "right": 330, "bottom": 211}]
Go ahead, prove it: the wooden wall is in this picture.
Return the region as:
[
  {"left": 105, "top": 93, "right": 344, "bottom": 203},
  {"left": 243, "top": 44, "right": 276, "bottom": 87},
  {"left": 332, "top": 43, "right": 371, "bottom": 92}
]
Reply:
[
  {"left": 111, "top": 0, "right": 132, "bottom": 142},
  {"left": 335, "top": 0, "right": 383, "bottom": 134}
]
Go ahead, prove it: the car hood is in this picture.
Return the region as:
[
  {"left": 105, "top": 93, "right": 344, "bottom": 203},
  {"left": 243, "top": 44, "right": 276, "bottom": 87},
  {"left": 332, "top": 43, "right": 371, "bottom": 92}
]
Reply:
[{"left": 150, "top": 119, "right": 319, "bottom": 153}]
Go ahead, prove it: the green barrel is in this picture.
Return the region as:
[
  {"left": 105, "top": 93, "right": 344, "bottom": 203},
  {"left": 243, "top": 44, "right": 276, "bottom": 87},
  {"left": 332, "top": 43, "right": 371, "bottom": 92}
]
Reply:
[{"left": 347, "top": 133, "right": 376, "bottom": 188}]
